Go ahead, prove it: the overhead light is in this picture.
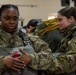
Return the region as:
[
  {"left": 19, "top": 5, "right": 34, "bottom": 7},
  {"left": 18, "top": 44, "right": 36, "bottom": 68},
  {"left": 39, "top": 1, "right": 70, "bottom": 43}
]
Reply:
[
  {"left": 48, "top": 13, "right": 57, "bottom": 20},
  {"left": 48, "top": 16, "right": 56, "bottom": 20}
]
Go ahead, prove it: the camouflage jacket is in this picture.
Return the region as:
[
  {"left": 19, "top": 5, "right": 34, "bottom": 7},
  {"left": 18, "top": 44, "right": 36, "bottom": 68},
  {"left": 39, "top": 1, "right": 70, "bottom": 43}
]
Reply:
[
  {"left": 0, "top": 25, "right": 76, "bottom": 75},
  {"left": 0, "top": 28, "right": 52, "bottom": 73},
  {"left": 33, "top": 26, "right": 63, "bottom": 52},
  {"left": 28, "top": 24, "right": 76, "bottom": 74}
]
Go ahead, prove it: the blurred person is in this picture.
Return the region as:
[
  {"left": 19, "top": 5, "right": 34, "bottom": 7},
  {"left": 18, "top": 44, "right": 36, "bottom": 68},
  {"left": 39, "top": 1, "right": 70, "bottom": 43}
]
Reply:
[
  {"left": 24, "top": 18, "right": 63, "bottom": 52},
  {"left": 24, "top": 19, "right": 38, "bottom": 33}
]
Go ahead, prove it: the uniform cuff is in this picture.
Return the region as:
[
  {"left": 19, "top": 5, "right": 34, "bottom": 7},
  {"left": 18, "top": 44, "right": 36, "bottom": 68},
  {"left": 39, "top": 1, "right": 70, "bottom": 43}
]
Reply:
[{"left": 0, "top": 56, "right": 6, "bottom": 70}]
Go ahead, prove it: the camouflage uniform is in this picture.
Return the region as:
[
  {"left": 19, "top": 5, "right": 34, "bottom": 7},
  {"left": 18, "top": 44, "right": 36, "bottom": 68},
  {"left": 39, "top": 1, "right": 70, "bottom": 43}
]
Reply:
[
  {"left": 29, "top": 18, "right": 63, "bottom": 52},
  {"left": 28, "top": 24, "right": 76, "bottom": 75},
  {"left": 30, "top": 25, "right": 63, "bottom": 52},
  {"left": 0, "top": 28, "right": 24, "bottom": 73},
  {"left": 0, "top": 24, "right": 76, "bottom": 75},
  {"left": 0, "top": 27, "right": 52, "bottom": 74}
]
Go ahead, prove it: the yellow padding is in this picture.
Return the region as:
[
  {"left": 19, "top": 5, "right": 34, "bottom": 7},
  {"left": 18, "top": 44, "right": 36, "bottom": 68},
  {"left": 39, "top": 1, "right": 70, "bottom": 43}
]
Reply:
[
  {"left": 39, "top": 24, "right": 59, "bottom": 36},
  {"left": 39, "top": 18, "right": 59, "bottom": 36},
  {"left": 43, "top": 18, "right": 58, "bottom": 26}
]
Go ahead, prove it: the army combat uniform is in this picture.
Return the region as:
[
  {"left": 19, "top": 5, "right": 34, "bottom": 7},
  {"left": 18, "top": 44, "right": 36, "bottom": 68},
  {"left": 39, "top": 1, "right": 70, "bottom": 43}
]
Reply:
[
  {"left": 27, "top": 23, "right": 76, "bottom": 75},
  {"left": 24, "top": 18, "right": 76, "bottom": 75},
  {"left": 29, "top": 18, "right": 63, "bottom": 52},
  {"left": 0, "top": 24, "right": 76, "bottom": 75}
]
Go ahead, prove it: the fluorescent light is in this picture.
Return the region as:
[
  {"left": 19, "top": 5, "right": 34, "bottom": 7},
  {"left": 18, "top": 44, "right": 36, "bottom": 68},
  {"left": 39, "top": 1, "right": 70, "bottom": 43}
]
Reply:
[
  {"left": 48, "top": 13, "right": 57, "bottom": 20},
  {"left": 48, "top": 16, "right": 55, "bottom": 20}
]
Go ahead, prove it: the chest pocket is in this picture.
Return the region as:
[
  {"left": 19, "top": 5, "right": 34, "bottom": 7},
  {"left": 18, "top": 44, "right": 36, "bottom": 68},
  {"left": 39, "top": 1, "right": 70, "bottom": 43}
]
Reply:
[
  {"left": 68, "top": 37, "right": 76, "bottom": 53},
  {"left": 8, "top": 37, "right": 23, "bottom": 47},
  {"left": 0, "top": 35, "right": 23, "bottom": 48}
]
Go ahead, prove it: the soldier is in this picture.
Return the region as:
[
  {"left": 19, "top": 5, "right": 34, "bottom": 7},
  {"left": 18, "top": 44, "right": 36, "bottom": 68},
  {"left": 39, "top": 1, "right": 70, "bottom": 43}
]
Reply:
[
  {"left": 0, "top": 4, "right": 39, "bottom": 75},
  {"left": 0, "top": 4, "right": 76, "bottom": 75},
  {"left": 24, "top": 18, "right": 63, "bottom": 52},
  {"left": 24, "top": 19, "right": 38, "bottom": 33},
  {"left": 19, "top": 7, "right": 76, "bottom": 75},
  {"left": 0, "top": 4, "right": 25, "bottom": 74},
  {"left": 0, "top": 4, "right": 60, "bottom": 75}
]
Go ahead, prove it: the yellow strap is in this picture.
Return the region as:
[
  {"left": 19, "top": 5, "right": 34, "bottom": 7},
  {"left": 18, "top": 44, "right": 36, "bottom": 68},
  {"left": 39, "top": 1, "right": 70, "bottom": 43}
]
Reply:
[
  {"left": 43, "top": 18, "right": 58, "bottom": 26},
  {"left": 39, "top": 25, "right": 59, "bottom": 36},
  {"left": 39, "top": 22, "right": 57, "bottom": 33},
  {"left": 39, "top": 18, "right": 59, "bottom": 36}
]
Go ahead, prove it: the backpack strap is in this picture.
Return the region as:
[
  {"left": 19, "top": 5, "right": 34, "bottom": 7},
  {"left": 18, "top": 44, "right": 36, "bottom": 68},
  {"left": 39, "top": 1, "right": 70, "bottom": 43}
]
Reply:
[{"left": 19, "top": 29, "right": 32, "bottom": 46}]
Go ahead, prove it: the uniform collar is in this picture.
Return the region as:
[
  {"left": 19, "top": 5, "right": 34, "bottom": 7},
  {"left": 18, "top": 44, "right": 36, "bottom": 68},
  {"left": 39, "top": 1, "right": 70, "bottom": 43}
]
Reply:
[
  {"left": 0, "top": 27, "right": 18, "bottom": 38},
  {"left": 60, "top": 24, "right": 76, "bottom": 37}
]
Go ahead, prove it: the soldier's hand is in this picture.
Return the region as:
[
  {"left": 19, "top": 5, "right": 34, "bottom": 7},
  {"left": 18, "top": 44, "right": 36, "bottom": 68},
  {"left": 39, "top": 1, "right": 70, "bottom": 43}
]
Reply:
[
  {"left": 18, "top": 49, "right": 31, "bottom": 65},
  {"left": 3, "top": 55, "right": 25, "bottom": 72}
]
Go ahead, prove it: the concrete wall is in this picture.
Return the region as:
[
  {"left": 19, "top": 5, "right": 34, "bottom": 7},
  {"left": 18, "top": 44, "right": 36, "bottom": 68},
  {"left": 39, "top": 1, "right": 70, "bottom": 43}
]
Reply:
[{"left": 0, "top": 0, "right": 65, "bottom": 25}]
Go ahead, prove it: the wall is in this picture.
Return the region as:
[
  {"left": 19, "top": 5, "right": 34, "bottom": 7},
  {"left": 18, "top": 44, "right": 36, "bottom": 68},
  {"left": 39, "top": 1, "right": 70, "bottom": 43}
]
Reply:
[{"left": 0, "top": 0, "right": 64, "bottom": 25}]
